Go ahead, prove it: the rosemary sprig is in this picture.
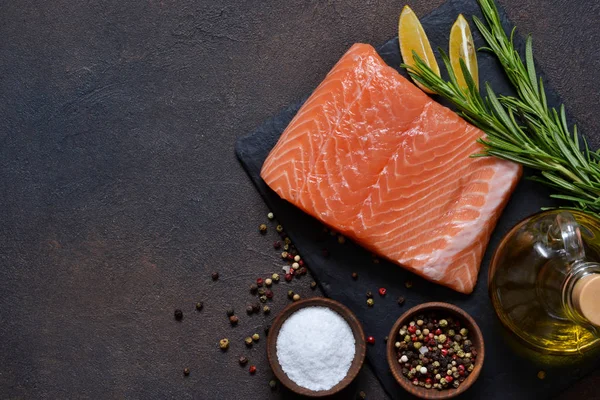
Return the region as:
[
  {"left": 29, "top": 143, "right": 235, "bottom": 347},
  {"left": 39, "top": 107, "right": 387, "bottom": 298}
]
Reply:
[{"left": 403, "top": 0, "right": 600, "bottom": 216}]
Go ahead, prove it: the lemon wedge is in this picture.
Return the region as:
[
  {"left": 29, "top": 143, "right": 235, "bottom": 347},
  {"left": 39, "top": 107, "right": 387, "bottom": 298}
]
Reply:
[
  {"left": 449, "top": 14, "right": 479, "bottom": 91},
  {"left": 398, "top": 5, "right": 440, "bottom": 93}
]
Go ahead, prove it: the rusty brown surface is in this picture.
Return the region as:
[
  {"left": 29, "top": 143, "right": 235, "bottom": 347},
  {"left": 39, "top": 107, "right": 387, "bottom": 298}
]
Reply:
[{"left": 0, "top": 0, "right": 598, "bottom": 399}]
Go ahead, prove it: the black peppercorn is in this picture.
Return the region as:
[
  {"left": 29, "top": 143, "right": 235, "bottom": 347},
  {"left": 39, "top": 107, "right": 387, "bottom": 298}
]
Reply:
[
  {"left": 397, "top": 296, "right": 405, "bottom": 306},
  {"left": 183, "top": 368, "right": 190, "bottom": 376},
  {"left": 366, "top": 291, "right": 373, "bottom": 298},
  {"left": 358, "top": 391, "right": 367, "bottom": 399},
  {"left": 239, "top": 356, "right": 248, "bottom": 366},
  {"left": 352, "top": 272, "right": 358, "bottom": 280},
  {"left": 229, "top": 315, "right": 239, "bottom": 325},
  {"left": 211, "top": 272, "right": 219, "bottom": 281},
  {"left": 226, "top": 308, "right": 234, "bottom": 317},
  {"left": 246, "top": 305, "right": 254, "bottom": 315},
  {"left": 252, "top": 303, "right": 260, "bottom": 313},
  {"left": 174, "top": 309, "right": 183, "bottom": 321},
  {"left": 310, "top": 281, "right": 317, "bottom": 289},
  {"left": 195, "top": 302, "right": 203, "bottom": 311},
  {"left": 250, "top": 284, "right": 258, "bottom": 294}
]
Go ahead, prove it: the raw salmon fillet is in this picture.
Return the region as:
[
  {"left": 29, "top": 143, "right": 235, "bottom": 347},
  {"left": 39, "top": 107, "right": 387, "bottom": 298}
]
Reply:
[{"left": 261, "top": 43, "right": 522, "bottom": 294}]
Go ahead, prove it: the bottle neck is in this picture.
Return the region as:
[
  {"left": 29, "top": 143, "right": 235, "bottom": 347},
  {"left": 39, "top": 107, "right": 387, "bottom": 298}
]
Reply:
[{"left": 563, "top": 261, "right": 600, "bottom": 331}]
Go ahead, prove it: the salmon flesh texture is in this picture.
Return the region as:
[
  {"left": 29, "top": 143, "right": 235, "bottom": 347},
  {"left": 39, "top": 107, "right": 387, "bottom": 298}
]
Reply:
[{"left": 260, "top": 43, "right": 522, "bottom": 294}]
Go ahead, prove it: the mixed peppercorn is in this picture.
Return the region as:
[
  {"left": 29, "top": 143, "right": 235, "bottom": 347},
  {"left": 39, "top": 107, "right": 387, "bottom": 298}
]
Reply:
[{"left": 395, "top": 313, "right": 477, "bottom": 390}]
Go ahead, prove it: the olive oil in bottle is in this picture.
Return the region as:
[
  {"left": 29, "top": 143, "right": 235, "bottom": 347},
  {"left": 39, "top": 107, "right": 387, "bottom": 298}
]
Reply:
[{"left": 489, "top": 210, "right": 600, "bottom": 354}]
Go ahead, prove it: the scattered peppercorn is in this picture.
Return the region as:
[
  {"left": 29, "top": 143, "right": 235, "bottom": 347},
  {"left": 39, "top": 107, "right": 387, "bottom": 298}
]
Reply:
[
  {"left": 265, "top": 278, "right": 273, "bottom": 287},
  {"left": 352, "top": 272, "right": 358, "bottom": 280},
  {"left": 367, "top": 298, "right": 374, "bottom": 307},
  {"left": 397, "top": 296, "right": 405, "bottom": 306},
  {"left": 239, "top": 356, "right": 248, "bottom": 366},
  {"left": 244, "top": 337, "right": 253, "bottom": 346},
  {"left": 229, "top": 315, "right": 239, "bottom": 325},
  {"left": 211, "top": 272, "right": 219, "bottom": 281},
  {"left": 293, "top": 294, "right": 300, "bottom": 302},
  {"left": 249, "top": 365, "right": 257, "bottom": 374},
  {"left": 358, "top": 391, "right": 367, "bottom": 400},
  {"left": 259, "top": 295, "right": 267, "bottom": 303},
  {"left": 195, "top": 302, "right": 203, "bottom": 311},
  {"left": 271, "top": 273, "right": 280, "bottom": 282},
  {"left": 276, "top": 225, "right": 284, "bottom": 233},
  {"left": 384, "top": 336, "right": 388, "bottom": 343},
  {"left": 174, "top": 309, "right": 183, "bottom": 321},
  {"left": 281, "top": 251, "right": 288, "bottom": 259},
  {"left": 259, "top": 224, "right": 268, "bottom": 234},
  {"left": 404, "top": 280, "right": 413, "bottom": 288},
  {"left": 267, "top": 212, "right": 274, "bottom": 220},
  {"left": 379, "top": 288, "right": 387, "bottom": 296},
  {"left": 263, "top": 306, "right": 271, "bottom": 314},
  {"left": 537, "top": 370, "right": 546, "bottom": 380},
  {"left": 273, "top": 241, "right": 281, "bottom": 249},
  {"left": 252, "top": 333, "right": 260, "bottom": 342},
  {"left": 265, "top": 289, "right": 274, "bottom": 299},
  {"left": 183, "top": 368, "right": 190, "bottom": 376},
  {"left": 287, "top": 290, "right": 295, "bottom": 299},
  {"left": 367, "top": 336, "right": 375, "bottom": 344},
  {"left": 284, "top": 237, "right": 292, "bottom": 245},
  {"left": 246, "top": 305, "right": 254, "bottom": 314},
  {"left": 219, "top": 338, "right": 230, "bottom": 350},
  {"left": 256, "top": 278, "right": 264, "bottom": 287},
  {"left": 226, "top": 308, "right": 234, "bottom": 317},
  {"left": 269, "top": 379, "right": 278, "bottom": 389},
  {"left": 252, "top": 303, "right": 260, "bottom": 313},
  {"left": 310, "top": 281, "right": 317, "bottom": 289},
  {"left": 366, "top": 291, "right": 373, "bottom": 298},
  {"left": 258, "top": 288, "right": 266, "bottom": 296},
  {"left": 285, "top": 273, "right": 293, "bottom": 282},
  {"left": 250, "top": 284, "right": 258, "bottom": 294}
]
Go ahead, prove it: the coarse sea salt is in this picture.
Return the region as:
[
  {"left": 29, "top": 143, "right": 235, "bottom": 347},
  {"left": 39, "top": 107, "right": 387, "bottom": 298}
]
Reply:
[{"left": 276, "top": 306, "right": 356, "bottom": 391}]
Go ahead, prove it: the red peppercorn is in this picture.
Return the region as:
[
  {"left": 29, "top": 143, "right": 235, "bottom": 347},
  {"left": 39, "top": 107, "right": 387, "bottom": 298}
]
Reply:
[
  {"left": 265, "top": 289, "right": 274, "bottom": 299},
  {"left": 411, "top": 336, "right": 418, "bottom": 342},
  {"left": 435, "top": 329, "right": 442, "bottom": 335},
  {"left": 452, "top": 355, "right": 457, "bottom": 360},
  {"left": 458, "top": 365, "right": 465, "bottom": 371},
  {"left": 249, "top": 365, "right": 257, "bottom": 374},
  {"left": 367, "top": 336, "right": 375, "bottom": 344},
  {"left": 273, "top": 241, "right": 281, "bottom": 249},
  {"left": 257, "top": 278, "right": 264, "bottom": 287},
  {"left": 446, "top": 376, "right": 453, "bottom": 383},
  {"left": 378, "top": 288, "right": 387, "bottom": 296},
  {"left": 287, "top": 254, "right": 294, "bottom": 260},
  {"left": 285, "top": 273, "right": 292, "bottom": 282},
  {"left": 459, "top": 370, "right": 465, "bottom": 376},
  {"left": 298, "top": 260, "right": 304, "bottom": 266},
  {"left": 441, "top": 349, "right": 448, "bottom": 356},
  {"left": 428, "top": 333, "right": 434, "bottom": 338},
  {"left": 413, "top": 379, "right": 419, "bottom": 386},
  {"left": 408, "top": 326, "right": 417, "bottom": 334},
  {"left": 425, "top": 378, "right": 432, "bottom": 384},
  {"left": 289, "top": 268, "right": 295, "bottom": 276}
]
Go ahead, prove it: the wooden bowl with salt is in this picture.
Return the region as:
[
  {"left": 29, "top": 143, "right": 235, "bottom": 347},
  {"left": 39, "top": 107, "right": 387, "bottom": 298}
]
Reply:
[
  {"left": 387, "top": 302, "right": 484, "bottom": 399},
  {"left": 267, "top": 297, "right": 366, "bottom": 397}
]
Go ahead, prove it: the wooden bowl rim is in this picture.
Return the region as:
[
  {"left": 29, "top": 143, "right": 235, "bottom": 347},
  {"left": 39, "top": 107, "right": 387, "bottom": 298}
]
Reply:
[
  {"left": 386, "top": 302, "right": 485, "bottom": 400},
  {"left": 266, "top": 297, "right": 366, "bottom": 397}
]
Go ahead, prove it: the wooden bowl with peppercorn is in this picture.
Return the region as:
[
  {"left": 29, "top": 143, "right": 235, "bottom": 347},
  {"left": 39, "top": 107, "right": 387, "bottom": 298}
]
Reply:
[
  {"left": 386, "top": 302, "right": 484, "bottom": 399},
  {"left": 267, "top": 297, "right": 366, "bottom": 397}
]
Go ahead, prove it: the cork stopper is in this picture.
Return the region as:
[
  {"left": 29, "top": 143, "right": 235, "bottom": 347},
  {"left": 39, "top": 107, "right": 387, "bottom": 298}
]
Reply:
[{"left": 572, "top": 274, "right": 600, "bottom": 327}]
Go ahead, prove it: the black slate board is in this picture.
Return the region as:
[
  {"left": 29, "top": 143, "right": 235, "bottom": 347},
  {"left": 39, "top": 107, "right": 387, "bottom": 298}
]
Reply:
[{"left": 235, "top": 0, "right": 600, "bottom": 398}]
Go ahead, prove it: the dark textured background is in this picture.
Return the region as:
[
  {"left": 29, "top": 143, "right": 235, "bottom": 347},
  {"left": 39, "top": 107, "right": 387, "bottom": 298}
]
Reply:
[{"left": 0, "top": 1, "right": 598, "bottom": 399}]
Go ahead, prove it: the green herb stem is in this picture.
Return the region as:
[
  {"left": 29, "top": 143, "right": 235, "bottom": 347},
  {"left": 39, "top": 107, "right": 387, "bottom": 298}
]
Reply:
[{"left": 403, "top": 0, "right": 600, "bottom": 216}]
